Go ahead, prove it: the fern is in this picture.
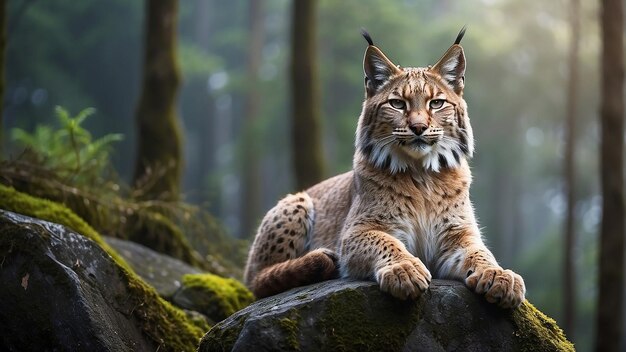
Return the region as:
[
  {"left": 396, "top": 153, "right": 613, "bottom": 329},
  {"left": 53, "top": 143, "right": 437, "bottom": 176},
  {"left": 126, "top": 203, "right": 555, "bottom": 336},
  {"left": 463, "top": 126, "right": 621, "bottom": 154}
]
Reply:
[{"left": 10, "top": 106, "right": 123, "bottom": 182}]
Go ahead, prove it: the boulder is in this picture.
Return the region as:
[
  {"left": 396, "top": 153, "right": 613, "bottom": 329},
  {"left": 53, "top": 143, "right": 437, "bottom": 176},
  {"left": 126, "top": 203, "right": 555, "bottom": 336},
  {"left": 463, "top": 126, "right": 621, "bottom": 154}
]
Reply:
[
  {"left": 104, "top": 236, "right": 203, "bottom": 299},
  {"left": 104, "top": 238, "right": 255, "bottom": 324},
  {"left": 199, "top": 279, "right": 574, "bottom": 352},
  {"left": 0, "top": 209, "right": 205, "bottom": 351}
]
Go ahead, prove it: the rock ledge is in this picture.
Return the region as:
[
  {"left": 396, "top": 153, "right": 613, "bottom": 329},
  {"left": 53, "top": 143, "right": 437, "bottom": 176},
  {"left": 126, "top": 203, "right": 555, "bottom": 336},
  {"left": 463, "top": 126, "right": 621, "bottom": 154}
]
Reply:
[{"left": 199, "top": 279, "right": 573, "bottom": 352}]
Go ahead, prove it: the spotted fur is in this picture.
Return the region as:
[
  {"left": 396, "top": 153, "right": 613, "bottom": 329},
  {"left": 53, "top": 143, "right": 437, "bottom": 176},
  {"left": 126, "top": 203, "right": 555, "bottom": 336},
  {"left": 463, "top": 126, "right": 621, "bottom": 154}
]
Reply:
[{"left": 244, "top": 28, "right": 526, "bottom": 308}]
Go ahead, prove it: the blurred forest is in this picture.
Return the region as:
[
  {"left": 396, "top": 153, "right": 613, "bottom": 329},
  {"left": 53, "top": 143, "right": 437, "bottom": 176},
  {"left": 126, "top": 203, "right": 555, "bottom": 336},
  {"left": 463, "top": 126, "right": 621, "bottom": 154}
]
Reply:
[{"left": 1, "top": 0, "right": 624, "bottom": 350}]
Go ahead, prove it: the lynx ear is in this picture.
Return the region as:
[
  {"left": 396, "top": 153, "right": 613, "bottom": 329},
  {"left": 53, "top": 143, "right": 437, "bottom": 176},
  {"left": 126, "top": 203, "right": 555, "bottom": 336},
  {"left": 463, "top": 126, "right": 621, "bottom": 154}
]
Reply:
[
  {"left": 362, "top": 30, "right": 401, "bottom": 97},
  {"left": 431, "top": 27, "right": 467, "bottom": 95}
]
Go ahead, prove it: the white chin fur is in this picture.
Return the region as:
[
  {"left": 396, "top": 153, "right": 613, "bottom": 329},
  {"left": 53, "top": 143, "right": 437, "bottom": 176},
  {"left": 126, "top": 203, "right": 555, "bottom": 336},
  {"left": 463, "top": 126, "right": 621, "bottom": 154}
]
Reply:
[{"left": 405, "top": 144, "right": 432, "bottom": 159}]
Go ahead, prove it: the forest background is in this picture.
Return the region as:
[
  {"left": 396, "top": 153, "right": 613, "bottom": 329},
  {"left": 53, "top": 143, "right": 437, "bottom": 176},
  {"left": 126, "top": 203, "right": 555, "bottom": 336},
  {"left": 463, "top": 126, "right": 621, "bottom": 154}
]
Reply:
[{"left": 2, "top": 0, "right": 621, "bottom": 350}]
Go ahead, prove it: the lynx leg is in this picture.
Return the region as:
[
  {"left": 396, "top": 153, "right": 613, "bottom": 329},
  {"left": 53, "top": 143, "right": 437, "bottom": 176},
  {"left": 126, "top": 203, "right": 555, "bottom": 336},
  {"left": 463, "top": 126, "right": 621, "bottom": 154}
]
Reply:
[
  {"left": 463, "top": 252, "right": 526, "bottom": 309},
  {"left": 243, "top": 192, "right": 338, "bottom": 298},
  {"left": 340, "top": 228, "right": 431, "bottom": 300},
  {"left": 435, "top": 233, "right": 526, "bottom": 309}
]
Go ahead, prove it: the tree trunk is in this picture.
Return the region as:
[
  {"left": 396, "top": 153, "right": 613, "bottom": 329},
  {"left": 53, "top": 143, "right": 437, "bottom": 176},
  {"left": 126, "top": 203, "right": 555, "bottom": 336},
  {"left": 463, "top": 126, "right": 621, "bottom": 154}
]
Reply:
[
  {"left": 562, "top": 0, "right": 580, "bottom": 339},
  {"left": 290, "top": 0, "right": 325, "bottom": 190},
  {"left": 190, "top": 0, "right": 214, "bottom": 206},
  {"left": 133, "top": 0, "right": 183, "bottom": 201},
  {"left": 240, "top": 0, "right": 265, "bottom": 238},
  {"left": 0, "top": 0, "right": 6, "bottom": 156},
  {"left": 595, "top": 0, "right": 625, "bottom": 350}
]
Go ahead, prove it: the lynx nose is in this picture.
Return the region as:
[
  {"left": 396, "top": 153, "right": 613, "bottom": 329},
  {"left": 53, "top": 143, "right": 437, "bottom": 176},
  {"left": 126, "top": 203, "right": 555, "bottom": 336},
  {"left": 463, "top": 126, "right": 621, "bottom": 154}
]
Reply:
[{"left": 409, "top": 123, "right": 428, "bottom": 136}]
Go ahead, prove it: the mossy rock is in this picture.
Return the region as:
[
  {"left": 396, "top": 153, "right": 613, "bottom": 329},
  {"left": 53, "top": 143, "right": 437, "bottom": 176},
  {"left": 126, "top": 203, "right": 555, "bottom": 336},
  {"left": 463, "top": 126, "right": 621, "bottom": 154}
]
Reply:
[
  {"left": 125, "top": 210, "right": 208, "bottom": 270},
  {"left": 104, "top": 236, "right": 203, "bottom": 299},
  {"left": 172, "top": 273, "right": 255, "bottom": 323},
  {"left": 0, "top": 163, "right": 231, "bottom": 273},
  {"left": 105, "top": 237, "right": 255, "bottom": 327},
  {"left": 0, "top": 185, "right": 209, "bottom": 351},
  {"left": 199, "top": 279, "right": 574, "bottom": 352},
  {"left": 0, "top": 184, "right": 133, "bottom": 273}
]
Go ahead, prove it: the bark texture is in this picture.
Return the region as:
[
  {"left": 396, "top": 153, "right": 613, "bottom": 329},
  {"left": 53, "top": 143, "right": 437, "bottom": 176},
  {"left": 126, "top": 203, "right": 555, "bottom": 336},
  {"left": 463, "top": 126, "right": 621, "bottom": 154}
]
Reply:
[
  {"left": 133, "top": 0, "right": 183, "bottom": 201},
  {"left": 596, "top": 0, "right": 625, "bottom": 351},
  {"left": 241, "top": 0, "right": 265, "bottom": 238},
  {"left": 562, "top": 0, "right": 580, "bottom": 338},
  {"left": 290, "top": 0, "right": 325, "bottom": 190}
]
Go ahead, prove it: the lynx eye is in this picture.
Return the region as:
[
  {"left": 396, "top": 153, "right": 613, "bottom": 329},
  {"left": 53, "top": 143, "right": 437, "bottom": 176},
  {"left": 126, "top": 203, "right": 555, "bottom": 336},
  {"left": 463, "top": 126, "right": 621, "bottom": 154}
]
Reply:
[
  {"left": 429, "top": 99, "right": 445, "bottom": 109},
  {"left": 389, "top": 99, "right": 406, "bottom": 110}
]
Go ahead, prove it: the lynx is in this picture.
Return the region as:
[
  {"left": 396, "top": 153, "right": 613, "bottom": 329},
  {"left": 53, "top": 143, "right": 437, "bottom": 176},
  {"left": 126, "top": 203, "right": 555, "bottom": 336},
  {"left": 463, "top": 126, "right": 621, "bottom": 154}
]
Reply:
[{"left": 244, "top": 28, "right": 526, "bottom": 309}]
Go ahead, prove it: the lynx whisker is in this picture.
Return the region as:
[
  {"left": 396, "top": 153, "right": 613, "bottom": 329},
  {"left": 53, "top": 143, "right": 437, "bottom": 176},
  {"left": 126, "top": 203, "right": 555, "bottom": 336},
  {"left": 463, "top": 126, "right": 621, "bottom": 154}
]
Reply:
[
  {"left": 392, "top": 127, "right": 414, "bottom": 138},
  {"left": 375, "top": 137, "right": 399, "bottom": 150}
]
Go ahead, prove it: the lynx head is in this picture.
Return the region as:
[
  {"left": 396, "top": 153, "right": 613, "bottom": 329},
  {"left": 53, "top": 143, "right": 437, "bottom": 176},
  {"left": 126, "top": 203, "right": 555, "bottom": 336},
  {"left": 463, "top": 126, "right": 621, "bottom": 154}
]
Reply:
[{"left": 356, "top": 27, "right": 474, "bottom": 173}]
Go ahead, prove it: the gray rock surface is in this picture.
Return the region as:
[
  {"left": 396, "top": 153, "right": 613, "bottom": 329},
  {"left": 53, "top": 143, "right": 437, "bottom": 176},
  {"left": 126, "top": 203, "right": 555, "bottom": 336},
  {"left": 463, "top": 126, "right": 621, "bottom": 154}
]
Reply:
[
  {"left": 0, "top": 210, "right": 157, "bottom": 351},
  {"left": 199, "top": 279, "right": 573, "bottom": 352},
  {"left": 104, "top": 236, "right": 202, "bottom": 299}
]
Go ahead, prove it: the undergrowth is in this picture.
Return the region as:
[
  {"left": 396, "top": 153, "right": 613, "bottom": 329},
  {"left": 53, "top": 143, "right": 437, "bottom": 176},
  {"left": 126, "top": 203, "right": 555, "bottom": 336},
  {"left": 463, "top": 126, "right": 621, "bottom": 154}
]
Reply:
[{"left": 3, "top": 106, "right": 247, "bottom": 277}]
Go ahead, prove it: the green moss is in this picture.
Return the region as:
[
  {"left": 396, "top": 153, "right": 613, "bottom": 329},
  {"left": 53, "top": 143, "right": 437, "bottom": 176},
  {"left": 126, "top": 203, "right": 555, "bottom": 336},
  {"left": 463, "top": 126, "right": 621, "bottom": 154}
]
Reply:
[
  {"left": 0, "top": 158, "right": 241, "bottom": 274},
  {"left": 125, "top": 278, "right": 207, "bottom": 351},
  {"left": 205, "top": 309, "right": 304, "bottom": 351},
  {"left": 184, "top": 310, "right": 212, "bottom": 334},
  {"left": 199, "top": 312, "right": 250, "bottom": 352},
  {"left": 511, "top": 301, "right": 575, "bottom": 351},
  {"left": 316, "top": 288, "right": 420, "bottom": 351},
  {"left": 277, "top": 311, "right": 301, "bottom": 351},
  {"left": 0, "top": 184, "right": 208, "bottom": 351},
  {"left": 313, "top": 287, "right": 572, "bottom": 352},
  {"left": 126, "top": 210, "right": 205, "bottom": 269},
  {"left": 181, "top": 273, "right": 255, "bottom": 320},
  {"left": 0, "top": 184, "right": 134, "bottom": 273},
  {"left": 199, "top": 282, "right": 574, "bottom": 351}
]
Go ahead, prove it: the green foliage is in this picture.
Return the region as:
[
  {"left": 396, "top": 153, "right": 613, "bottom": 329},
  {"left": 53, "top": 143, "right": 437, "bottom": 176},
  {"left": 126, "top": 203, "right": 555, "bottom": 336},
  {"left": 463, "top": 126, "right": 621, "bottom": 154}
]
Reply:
[
  {"left": 6, "top": 0, "right": 143, "bottom": 173},
  {"left": 11, "top": 106, "right": 122, "bottom": 182},
  {"left": 3, "top": 106, "right": 247, "bottom": 277},
  {"left": 179, "top": 43, "right": 223, "bottom": 77},
  {"left": 0, "top": 152, "right": 247, "bottom": 276}
]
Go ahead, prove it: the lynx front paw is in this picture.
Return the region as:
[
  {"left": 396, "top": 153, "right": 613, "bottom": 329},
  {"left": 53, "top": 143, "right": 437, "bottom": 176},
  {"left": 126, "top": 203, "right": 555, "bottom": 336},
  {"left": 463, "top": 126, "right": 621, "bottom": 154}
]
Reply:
[
  {"left": 376, "top": 257, "right": 431, "bottom": 300},
  {"left": 466, "top": 267, "right": 525, "bottom": 308}
]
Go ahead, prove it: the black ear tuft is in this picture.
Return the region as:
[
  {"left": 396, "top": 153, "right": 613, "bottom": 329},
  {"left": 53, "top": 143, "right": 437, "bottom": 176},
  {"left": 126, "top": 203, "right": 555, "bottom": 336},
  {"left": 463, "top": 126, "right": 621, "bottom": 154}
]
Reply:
[
  {"left": 361, "top": 28, "right": 374, "bottom": 46},
  {"left": 454, "top": 25, "right": 467, "bottom": 45},
  {"left": 361, "top": 29, "right": 401, "bottom": 97},
  {"left": 363, "top": 46, "right": 400, "bottom": 97},
  {"left": 430, "top": 27, "right": 468, "bottom": 95}
]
